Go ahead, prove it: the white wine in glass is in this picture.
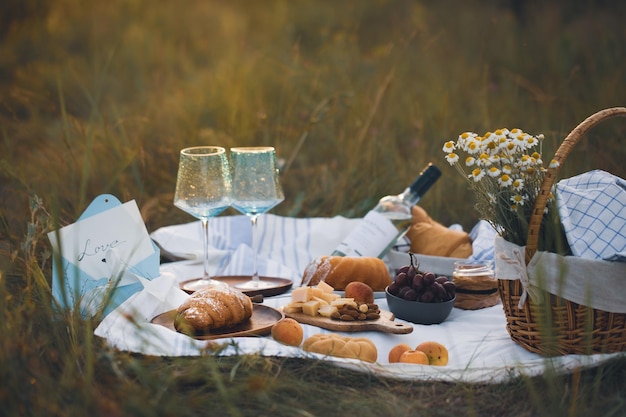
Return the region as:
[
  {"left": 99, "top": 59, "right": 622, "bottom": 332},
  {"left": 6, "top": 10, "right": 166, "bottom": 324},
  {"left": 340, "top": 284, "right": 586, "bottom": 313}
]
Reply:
[
  {"left": 230, "top": 146, "right": 284, "bottom": 289},
  {"left": 174, "top": 146, "right": 232, "bottom": 288}
]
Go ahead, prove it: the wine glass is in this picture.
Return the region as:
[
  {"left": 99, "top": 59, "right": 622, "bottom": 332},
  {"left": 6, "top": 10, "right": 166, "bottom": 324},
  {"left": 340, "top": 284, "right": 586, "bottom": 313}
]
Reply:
[
  {"left": 230, "top": 146, "right": 284, "bottom": 289},
  {"left": 174, "top": 146, "right": 232, "bottom": 289}
]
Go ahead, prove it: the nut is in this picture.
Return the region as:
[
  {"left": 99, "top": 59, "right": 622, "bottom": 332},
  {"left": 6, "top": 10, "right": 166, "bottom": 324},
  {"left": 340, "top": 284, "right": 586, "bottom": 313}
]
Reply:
[{"left": 331, "top": 301, "right": 381, "bottom": 321}]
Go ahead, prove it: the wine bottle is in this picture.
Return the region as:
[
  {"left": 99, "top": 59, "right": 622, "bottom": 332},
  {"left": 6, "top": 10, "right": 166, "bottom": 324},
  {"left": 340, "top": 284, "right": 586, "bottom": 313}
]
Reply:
[{"left": 331, "top": 163, "right": 441, "bottom": 258}]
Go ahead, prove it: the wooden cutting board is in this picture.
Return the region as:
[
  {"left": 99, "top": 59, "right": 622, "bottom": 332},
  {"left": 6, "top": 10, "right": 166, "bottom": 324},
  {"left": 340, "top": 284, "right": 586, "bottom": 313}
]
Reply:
[{"left": 282, "top": 308, "right": 413, "bottom": 334}]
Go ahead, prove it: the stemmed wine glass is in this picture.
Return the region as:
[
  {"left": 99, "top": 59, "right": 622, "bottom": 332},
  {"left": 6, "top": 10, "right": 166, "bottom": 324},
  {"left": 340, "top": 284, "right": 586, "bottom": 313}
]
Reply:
[
  {"left": 174, "top": 146, "right": 232, "bottom": 289},
  {"left": 230, "top": 146, "right": 284, "bottom": 289}
]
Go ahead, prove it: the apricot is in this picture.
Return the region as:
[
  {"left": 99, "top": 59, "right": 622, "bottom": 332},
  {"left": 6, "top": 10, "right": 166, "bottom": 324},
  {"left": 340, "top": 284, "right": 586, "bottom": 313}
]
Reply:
[
  {"left": 344, "top": 281, "right": 375, "bottom": 304},
  {"left": 415, "top": 341, "right": 449, "bottom": 366},
  {"left": 388, "top": 343, "right": 413, "bottom": 363},
  {"left": 398, "top": 349, "right": 430, "bottom": 365},
  {"left": 271, "top": 318, "right": 304, "bottom": 347}
]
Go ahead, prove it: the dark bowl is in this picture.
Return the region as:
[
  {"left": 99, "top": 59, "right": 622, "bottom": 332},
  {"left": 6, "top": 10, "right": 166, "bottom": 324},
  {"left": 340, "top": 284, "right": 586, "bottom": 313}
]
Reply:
[{"left": 385, "top": 287, "right": 455, "bottom": 325}]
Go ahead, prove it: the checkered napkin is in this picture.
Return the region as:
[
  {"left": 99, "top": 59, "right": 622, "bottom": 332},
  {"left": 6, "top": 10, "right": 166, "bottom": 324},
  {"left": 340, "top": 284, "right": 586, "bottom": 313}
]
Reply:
[{"left": 557, "top": 170, "right": 626, "bottom": 262}]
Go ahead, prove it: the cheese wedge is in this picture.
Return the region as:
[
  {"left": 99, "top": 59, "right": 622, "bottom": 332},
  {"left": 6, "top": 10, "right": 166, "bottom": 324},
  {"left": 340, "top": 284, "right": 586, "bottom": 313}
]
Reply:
[
  {"left": 291, "top": 287, "right": 310, "bottom": 303},
  {"left": 331, "top": 297, "right": 356, "bottom": 308},
  {"left": 316, "top": 291, "right": 340, "bottom": 304},
  {"left": 318, "top": 304, "right": 339, "bottom": 318},
  {"left": 316, "top": 281, "right": 334, "bottom": 294},
  {"left": 302, "top": 300, "right": 320, "bottom": 317}
]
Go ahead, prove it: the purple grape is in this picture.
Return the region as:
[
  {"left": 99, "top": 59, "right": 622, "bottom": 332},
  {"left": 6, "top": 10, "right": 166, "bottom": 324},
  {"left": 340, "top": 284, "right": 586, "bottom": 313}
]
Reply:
[
  {"left": 423, "top": 272, "right": 436, "bottom": 286},
  {"left": 395, "top": 272, "right": 408, "bottom": 287},
  {"left": 407, "top": 266, "right": 417, "bottom": 281},
  {"left": 403, "top": 288, "right": 418, "bottom": 301},
  {"left": 432, "top": 281, "right": 446, "bottom": 298},
  {"left": 396, "top": 265, "right": 410, "bottom": 275},
  {"left": 388, "top": 282, "right": 401, "bottom": 296},
  {"left": 443, "top": 281, "right": 456, "bottom": 296},
  {"left": 420, "top": 290, "right": 434, "bottom": 303},
  {"left": 398, "top": 286, "right": 412, "bottom": 299},
  {"left": 412, "top": 273, "right": 424, "bottom": 291},
  {"left": 435, "top": 276, "right": 448, "bottom": 285}
]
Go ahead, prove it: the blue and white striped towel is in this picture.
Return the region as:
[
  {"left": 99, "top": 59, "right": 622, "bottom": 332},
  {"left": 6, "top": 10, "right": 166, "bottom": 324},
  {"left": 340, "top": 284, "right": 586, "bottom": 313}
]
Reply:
[{"left": 557, "top": 170, "right": 626, "bottom": 262}]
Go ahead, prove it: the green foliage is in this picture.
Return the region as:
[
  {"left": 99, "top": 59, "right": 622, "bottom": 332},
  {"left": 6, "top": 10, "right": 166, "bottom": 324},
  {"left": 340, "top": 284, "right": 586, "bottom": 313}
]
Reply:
[{"left": 1, "top": 0, "right": 625, "bottom": 416}]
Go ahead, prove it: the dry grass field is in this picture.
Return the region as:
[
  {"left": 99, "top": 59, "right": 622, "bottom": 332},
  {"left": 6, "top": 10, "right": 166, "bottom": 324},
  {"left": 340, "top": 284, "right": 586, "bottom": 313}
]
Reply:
[{"left": 1, "top": 1, "right": 625, "bottom": 416}]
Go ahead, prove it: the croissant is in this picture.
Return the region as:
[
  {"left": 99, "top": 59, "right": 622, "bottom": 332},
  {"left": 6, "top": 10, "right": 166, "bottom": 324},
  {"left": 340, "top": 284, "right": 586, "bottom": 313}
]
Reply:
[
  {"left": 302, "top": 333, "right": 378, "bottom": 363},
  {"left": 407, "top": 206, "right": 473, "bottom": 258},
  {"left": 301, "top": 256, "right": 391, "bottom": 291},
  {"left": 175, "top": 285, "right": 253, "bottom": 333}
]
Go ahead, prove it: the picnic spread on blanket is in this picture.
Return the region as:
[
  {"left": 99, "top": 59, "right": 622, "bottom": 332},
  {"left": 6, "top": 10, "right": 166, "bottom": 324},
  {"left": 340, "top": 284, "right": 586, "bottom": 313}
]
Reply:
[{"left": 49, "top": 108, "right": 626, "bottom": 383}]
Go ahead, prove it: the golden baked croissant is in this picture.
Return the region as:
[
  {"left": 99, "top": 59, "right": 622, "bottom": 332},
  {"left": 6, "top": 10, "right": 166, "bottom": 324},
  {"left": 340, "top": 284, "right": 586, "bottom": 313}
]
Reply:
[
  {"left": 175, "top": 286, "right": 253, "bottom": 333},
  {"left": 407, "top": 206, "right": 473, "bottom": 258},
  {"left": 301, "top": 256, "right": 391, "bottom": 291},
  {"left": 302, "top": 333, "right": 378, "bottom": 363}
]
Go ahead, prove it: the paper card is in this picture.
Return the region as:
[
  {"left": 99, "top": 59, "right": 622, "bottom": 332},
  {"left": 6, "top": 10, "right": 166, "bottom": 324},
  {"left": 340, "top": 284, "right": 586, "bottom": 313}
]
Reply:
[
  {"left": 48, "top": 200, "right": 154, "bottom": 278},
  {"left": 48, "top": 194, "right": 160, "bottom": 317}
]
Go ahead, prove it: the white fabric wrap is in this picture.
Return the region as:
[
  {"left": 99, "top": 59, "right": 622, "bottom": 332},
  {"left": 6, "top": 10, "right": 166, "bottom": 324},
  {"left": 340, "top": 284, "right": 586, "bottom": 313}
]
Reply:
[{"left": 495, "top": 235, "right": 626, "bottom": 313}]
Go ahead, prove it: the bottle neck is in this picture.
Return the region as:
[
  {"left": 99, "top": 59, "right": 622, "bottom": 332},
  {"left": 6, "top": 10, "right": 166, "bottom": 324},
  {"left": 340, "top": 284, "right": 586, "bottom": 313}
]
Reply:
[
  {"left": 405, "top": 163, "right": 441, "bottom": 205},
  {"left": 401, "top": 187, "right": 423, "bottom": 206}
]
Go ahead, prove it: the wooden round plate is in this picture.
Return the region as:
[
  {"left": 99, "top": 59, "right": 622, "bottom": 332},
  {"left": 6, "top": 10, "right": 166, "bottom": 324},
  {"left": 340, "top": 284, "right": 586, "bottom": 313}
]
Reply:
[
  {"left": 151, "top": 304, "right": 284, "bottom": 340},
  {"left": 179, "top": 276, "right": 293, "bottom": 297}
]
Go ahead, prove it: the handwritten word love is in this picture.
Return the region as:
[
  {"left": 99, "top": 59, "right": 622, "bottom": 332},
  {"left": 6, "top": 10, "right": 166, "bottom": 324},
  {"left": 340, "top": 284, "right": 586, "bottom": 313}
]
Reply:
[{"left": 77, "top": 238, "right": 126, "bottom": 262}]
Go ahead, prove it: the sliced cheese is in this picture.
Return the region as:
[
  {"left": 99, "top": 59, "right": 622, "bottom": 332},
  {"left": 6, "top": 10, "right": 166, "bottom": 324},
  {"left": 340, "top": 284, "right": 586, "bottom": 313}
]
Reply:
[
  {"left": 312, "top": 296, "right": 329, "bottom": 306},
  {"left": 302, "top": 300, "right": 320, "bottom": 317},
  {"left": 318, "top": 304, "right": 338, "bottom": 318},
  {"left": 331, "top": 297, "right": 356, "bottom": 308},
  {"left": 291, "top": 286, "right": 310, "bottom": 303},
  {"left": 309, "top": 287, "right": 325, "bottom": 299},
  {"left": 283, "top": 301, "right": 304, "bottom": 314},
  {"left": 283, "top": 305, "right": 303, "bottom": 314},
  {"left": 316, "top": 280, "right": 335, "bottom": 294},
  {"left": 316, "top": 291, "right": 340, "bottom": 303}
]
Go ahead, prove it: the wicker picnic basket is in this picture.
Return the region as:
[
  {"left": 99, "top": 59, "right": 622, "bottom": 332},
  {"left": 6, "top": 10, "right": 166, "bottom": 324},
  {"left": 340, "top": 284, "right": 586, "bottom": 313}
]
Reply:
[{"left": 497, "top": 107, "right": 626, "bottom": 356}]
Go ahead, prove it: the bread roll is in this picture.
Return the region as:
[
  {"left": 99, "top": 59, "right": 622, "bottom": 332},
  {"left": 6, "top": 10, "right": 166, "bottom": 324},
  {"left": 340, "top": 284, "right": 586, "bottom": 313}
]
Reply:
[
  {"left": 301, "top": 256, "right": 391, "bottom": 291},
  {"left": 407, "top": 206, "right": 473, "bottom": 258},
  {"left": 175, "top": 286, "right": 253, "bottom": 332},
  {"left": 302, "top": 333, "right": 377, "bottom": 363}
]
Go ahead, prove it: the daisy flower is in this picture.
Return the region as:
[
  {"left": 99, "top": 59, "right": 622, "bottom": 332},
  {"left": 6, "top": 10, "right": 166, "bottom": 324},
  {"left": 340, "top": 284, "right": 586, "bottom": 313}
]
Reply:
[
  {"left": 469, "top": 168, "right": 486, "bottom": 182},
  {"left": 498, "top": 174, "right": 513, "bottom": 187},
  {"left": 487, "top": 166, "right": 501, "bottom": 177},
  {"left": 445, "top": 152, "right": 459, "bottom": 165},
  {"left": 442, "top": 141, "right": 456, "bottom": 153}
]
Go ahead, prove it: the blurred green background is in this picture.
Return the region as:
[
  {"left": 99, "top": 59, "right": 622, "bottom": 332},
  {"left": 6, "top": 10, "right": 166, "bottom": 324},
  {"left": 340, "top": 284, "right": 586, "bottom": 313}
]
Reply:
[
  {"left": 1, "top": 2, "right": 625, "bottom": 416},
  {"left": 1, "top": 0, "right": 625, "bottom": 240}
]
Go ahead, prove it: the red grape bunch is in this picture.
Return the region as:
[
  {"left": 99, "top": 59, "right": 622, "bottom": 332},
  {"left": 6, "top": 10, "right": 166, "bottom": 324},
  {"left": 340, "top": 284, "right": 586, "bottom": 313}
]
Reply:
[{"left": 388, "top": 253, "right": 456, "bottom": 303}]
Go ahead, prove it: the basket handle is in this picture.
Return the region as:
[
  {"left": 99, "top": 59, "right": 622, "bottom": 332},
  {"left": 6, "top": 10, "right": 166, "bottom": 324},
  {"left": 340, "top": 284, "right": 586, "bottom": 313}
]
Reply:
[{"left": 525, "top": 107, "right": 626, "bottom": 263}]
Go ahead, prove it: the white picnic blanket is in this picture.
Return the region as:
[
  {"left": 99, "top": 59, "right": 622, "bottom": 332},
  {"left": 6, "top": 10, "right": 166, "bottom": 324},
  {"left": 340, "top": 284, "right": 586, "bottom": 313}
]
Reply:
[{"left": 94, "top": 214, "right": 625, "bottom": 383}]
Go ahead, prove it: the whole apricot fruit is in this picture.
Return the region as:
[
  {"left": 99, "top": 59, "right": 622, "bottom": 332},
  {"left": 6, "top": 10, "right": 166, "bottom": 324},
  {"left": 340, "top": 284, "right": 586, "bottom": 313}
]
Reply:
[
  {"left": 415, "top": 341, "right": 449, "bottom": 366},
  {"left": 344, "top": 281, "right": 375, "bottom": 304},
  {"left": 398, "top": 349, "right": 430, "bottom": 365},
  {"left": 388, "top": 343, "right": 412, "bottom": 363},
  {"left": 271, "top": 318, "right": 304, "bottom": 347}
]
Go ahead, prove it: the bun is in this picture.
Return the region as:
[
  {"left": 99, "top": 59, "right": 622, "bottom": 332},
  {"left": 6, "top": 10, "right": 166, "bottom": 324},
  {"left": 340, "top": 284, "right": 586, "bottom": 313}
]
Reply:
[
  {"left": 175, "top": 286, "right": 253, "bottom": 332},
  {"left": 301, "top": 256, "right": 391, "bottom": 291},
  {"left": 407, "top": 206, "right": 473, "bottom": 258},
  {"left": 302, "top": 333, "right": 378, "bottom": 363}
]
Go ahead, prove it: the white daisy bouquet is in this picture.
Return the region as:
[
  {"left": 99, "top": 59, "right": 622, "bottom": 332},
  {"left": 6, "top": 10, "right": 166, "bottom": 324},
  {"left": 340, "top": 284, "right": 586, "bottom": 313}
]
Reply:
[{"left": 443, "top": 128, "right": 569, "bottom": 253}]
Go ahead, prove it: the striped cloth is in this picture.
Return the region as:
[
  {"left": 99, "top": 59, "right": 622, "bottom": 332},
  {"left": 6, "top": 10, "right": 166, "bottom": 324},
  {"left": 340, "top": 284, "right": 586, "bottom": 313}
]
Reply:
[
  {"left": 150, "top": 214, "right": 496, "bottom": 282},
  {"left": 557, "top": 170, "right": 626, "bottom": 262}
]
